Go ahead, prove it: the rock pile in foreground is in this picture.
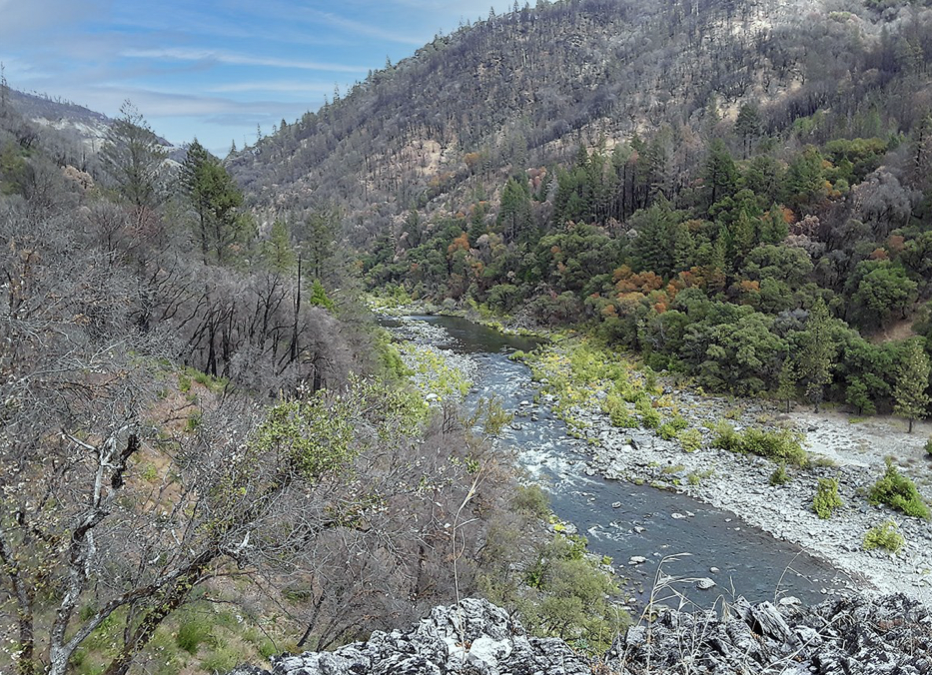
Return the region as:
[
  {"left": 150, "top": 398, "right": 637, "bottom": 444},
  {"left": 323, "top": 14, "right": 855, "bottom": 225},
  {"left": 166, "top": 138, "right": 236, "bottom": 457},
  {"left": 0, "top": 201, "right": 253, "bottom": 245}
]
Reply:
[
  {"left": 229, "top": 594, "right": 930, "bottom": 675},
  {"left": 609, "top": 593, "right": 930, "bottom": 674},
  {"left": 228, "top": 597, "right": 591, "bottom": 675}
]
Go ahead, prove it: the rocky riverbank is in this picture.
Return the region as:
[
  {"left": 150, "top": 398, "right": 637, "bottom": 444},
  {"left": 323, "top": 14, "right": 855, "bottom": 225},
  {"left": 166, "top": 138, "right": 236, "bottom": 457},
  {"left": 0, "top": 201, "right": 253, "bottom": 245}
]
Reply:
[
  {"left": 528, "top": 376, "right": 932, "bottom": 606},
  {"left": 389, "top": 316, "right": 932, "bottom": 606},
  {"left": 229, "top": 594, "right": 930, "bottom": 675},
  {"left": 569, "top": 393, "right": 932, "bottom": 605}
]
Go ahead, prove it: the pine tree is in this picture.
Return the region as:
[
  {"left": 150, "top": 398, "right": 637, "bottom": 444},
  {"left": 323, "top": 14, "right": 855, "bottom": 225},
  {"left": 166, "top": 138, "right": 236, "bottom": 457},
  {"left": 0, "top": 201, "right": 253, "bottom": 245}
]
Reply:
[
  {"left": 776, "top": 357, "right": 798, "bottom": 414},
  {"left": 893, "top": 339, "right": 931, "bottom": 433},
  {"left": 498, "top": 176, "right": 533, "bottom": 243},
  {"left": 703, "top": 139, "right": 739, "bottom": 211},
  {"left": 300, "top": 208, "right": 340, "bottom": 281},
  {"left": 181, "top": 139, "right": 245, "bottom": 263},
  {"left": 797, "top": 299, "right": 834, "bottom": 412},
  {"left": 101, "top": 100, "right": 166, "bottom": 213},
  {"left": 735, "top": 103, "right": 762, "bottom": 158},
  {"left": 262, "top": 220, "right": 296, "bottom": 272},
  {"left": 760, "top": 203, "right": 789, "bottom": 245}
]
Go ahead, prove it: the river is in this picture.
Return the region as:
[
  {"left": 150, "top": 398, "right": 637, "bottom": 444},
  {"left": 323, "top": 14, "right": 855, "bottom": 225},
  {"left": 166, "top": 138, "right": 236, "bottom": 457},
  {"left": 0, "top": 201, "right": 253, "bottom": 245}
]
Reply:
[{"left": 394, "top": 314, "right": 854, "bottom": 608}]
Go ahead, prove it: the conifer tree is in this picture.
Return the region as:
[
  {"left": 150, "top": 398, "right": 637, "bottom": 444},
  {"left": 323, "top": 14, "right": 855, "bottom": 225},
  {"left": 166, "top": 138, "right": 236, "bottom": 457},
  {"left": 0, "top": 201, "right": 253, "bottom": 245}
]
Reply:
[
  {"left": 776, "top": 356, "right": 798, "bottom": 414},
  {"left": 735, "top": 103, "right": 762, "bottom": 158},
  {"left": 181, "top": 139, "right": 246, "bottom": 263},
  {"left": 798, "top": 299, "right": 834, "bottom": 412},
  {"left": 703, "top": 139, "right": 739, "bottom": 211},
  {"left": 893, "top": 339, "right": 931, "bottom": 433},
  {"left": 101, "top": 100, "right": 166, "bottom": 214}
]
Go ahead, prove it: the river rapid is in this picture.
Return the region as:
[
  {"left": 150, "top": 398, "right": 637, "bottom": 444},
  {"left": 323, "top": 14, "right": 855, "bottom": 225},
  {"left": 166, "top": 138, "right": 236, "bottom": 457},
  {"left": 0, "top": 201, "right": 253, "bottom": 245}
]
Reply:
[{"left": 389, "top": 314, "right": 857, "bottom": 609}]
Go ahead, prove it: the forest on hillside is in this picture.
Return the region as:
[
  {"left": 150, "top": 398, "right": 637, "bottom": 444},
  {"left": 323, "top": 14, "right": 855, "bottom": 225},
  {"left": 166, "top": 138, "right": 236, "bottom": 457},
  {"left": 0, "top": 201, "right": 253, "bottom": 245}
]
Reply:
[
  {"left": 225, "top": 0, "right": 932, "bottom": 419},
  {"left": 339, "top": 1, "right": 932, "bottom": 420}
]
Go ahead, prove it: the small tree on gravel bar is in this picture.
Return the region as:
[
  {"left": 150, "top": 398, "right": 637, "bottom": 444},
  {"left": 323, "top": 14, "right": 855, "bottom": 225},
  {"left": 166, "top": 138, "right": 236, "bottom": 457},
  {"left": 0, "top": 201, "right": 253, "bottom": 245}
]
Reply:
[{"left": 893, "top": 339, "right": 931, "bottom": 433}]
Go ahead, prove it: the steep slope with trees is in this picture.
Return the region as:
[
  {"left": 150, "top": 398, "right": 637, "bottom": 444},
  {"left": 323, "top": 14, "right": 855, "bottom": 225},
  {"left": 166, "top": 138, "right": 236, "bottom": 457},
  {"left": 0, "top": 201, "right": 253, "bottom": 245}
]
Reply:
[
  {"left": 230, "top": 0, "right": 932, "bottom": 420},
  {"left": 1, "top": 92, "right": 623, "bottom": 674}
]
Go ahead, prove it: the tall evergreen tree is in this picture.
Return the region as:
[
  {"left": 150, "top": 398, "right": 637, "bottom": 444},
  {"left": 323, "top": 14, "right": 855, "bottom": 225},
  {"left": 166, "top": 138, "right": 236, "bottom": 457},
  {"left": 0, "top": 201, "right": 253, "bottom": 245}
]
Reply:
[
  {"left": 181, "top": 139, "right": 246, "bottom": 263},
  {"left": 101, "top": 100, "right": 166, "bottom": 215},
  {"left": 299, "top": 207, "right": 340, "bottom": 281},
  {"left": 893, "top": 339, "right": 931, "bottom": 433},
  {"left": 797, "top": 299, "right": 834, "bottom": 412},
  {"left": 498, "top": 176, "right": 534, "bottom": 243},
  {"left": 777, "top": 356, "right": 798, "bottom": 414},
  {"left": 703, "top": 139, "right": 739, "bottom": 212},
  {"left": 734, "top": 103, "right": 762, "bottom": 158}
]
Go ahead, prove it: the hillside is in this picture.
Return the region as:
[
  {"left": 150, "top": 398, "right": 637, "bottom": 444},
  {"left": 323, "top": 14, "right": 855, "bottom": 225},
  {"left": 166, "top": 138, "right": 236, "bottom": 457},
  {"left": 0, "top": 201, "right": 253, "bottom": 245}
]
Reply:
[
  {"left": 3, "top": 88, "right": 111, "bottom": 150},
  {"left": 227, "top": 0, "right": 932, "bottom": 420},
  {"left": 228, "top": 0, "right": 924, "bottom": 239}
]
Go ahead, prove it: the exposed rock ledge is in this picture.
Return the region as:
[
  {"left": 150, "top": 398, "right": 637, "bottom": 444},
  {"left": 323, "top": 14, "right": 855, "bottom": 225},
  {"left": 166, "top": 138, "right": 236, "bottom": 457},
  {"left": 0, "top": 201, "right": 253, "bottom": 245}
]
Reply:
[{"left": 230, "top": 595, "right": 930, "bottom": 675}]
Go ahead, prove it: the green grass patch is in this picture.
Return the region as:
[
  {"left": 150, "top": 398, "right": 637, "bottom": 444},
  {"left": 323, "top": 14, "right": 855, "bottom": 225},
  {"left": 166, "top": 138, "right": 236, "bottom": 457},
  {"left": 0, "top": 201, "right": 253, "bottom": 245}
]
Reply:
[{"left": 177, "top": 620, "right": 213, "bottom": 654}]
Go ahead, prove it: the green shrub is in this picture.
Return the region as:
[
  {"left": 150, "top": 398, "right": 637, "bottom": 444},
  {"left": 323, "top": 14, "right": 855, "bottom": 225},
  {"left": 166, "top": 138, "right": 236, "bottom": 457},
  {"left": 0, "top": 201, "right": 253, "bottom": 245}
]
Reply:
[
  {"left": 185, "top": 410, "right": 202, "bottom": 433},
  {"left": 925, "top": 436, "right": 932, "bottom": 456},
  {"left": 669, "top": 416, "right": 688, "bottom": 431},
  {"left": 517, "top": 535, "right": 628, "bottom": 655},
  {"left": 869, "top": 461, "right": 930, "bottom": 519},
  {"left": 712, "top": 423, "right": 807, "bottom": 466},
  {"left": 657, "top": 423, "right": 678, "bottom": 441},
  {"left": 678, "top": 428, "right": 702, "bottom": 452},
  {"left": 178, "top": 372, "right": 192, "bottom": 393},
  {"left": 477, "top": 395, "right": 513, "bottom": 436},
  {"left": 686, "top": 468, "right": 714, "bottom": 486},
  {"left": 609, "top": 406, "right": 637, "bottom": 428},
  {"left": 769, "top": 463, "right": 791, "bottom": 486},
  {"left": 602, "top": 395, "right": 636, "bottom": 428},
  {"left": 741, "top": 428, "right": 807, "bottom": 466},
  {"left": 513, "top": 484, "right": 551, "bottom": 520},
  {"left": 635, "top": 399, "right": 661, "bottom": 429},
  {"left": 200, "top": 645, "right": 239, "bottom": 673},
  {"left": 812, "top": 478, "right": 843, "bottom": 519},
  {"left": 711, "top": 422, "right": 743, "bottom": 452},
  {"left": 863, "top": 520, "right": 905, "bottom": 553},
  {"left": 176, "top": 620, "right": 212, "bottom": 654}
]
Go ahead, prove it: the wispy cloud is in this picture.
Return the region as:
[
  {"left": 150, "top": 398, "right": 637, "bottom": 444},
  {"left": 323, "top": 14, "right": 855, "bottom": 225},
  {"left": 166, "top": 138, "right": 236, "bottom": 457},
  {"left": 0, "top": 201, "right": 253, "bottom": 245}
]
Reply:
[
  {"left": 208, "top": 80, "right": 335, "bottom": 94},
  {"left": 122, "top": 48, "right": 368, "bottom": 73},
  {"left": 306, "top": 10, "right": 424, "bottom": 46}
]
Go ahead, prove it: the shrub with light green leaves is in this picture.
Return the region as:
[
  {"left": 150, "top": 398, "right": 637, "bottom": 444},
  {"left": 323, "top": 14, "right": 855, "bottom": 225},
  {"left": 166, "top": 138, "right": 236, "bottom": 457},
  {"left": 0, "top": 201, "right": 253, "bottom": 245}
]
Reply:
[
  {"left": 635, "top": 398, "right": 661, "bottom": 429},
  {"left": 769, "top": 463, "right": 791, "bottom": 486},
  {"left": 678, "top": 428, "right": 702, "bottom": 452},
  {"left": 712, "top": 423, "right": 807, "bottom": 466},
  {"left": 812, "top": 477, "right": 843, "bottom": 519},
  {"left": 863, "top": 520, "right": 905, "bottom": 553},
  {"left": 869, "top": 461, "right": 929, "bottom": 519}
]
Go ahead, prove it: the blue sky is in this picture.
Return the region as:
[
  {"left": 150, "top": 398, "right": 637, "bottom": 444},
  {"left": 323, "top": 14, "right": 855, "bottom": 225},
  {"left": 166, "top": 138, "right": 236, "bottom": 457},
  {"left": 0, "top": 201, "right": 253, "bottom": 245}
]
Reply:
[{"left": 1, "top": 0, "right": 519, "bottom": 154}]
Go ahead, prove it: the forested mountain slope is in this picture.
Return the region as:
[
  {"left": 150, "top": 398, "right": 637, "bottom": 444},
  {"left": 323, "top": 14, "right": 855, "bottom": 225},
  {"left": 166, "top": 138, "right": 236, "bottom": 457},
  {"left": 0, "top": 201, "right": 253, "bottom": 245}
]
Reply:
[
  {"left": 230, "top": 0, "right": 926, "bottom": 236},
  {"left": 231, "top": 0, "right": 932, "bottom": 418}
]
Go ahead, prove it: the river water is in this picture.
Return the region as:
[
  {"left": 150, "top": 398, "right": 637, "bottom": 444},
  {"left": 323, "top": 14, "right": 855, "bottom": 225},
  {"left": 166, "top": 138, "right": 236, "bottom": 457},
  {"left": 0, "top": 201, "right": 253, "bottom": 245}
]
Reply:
[{"left": 397, "top": 314, "right": 853, "bottom": 608}]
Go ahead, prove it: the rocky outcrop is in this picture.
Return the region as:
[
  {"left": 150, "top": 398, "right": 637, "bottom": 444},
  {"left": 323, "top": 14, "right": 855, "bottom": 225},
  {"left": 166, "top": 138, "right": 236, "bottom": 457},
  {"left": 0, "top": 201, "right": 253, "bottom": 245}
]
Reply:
[
  {"left": 232, "top": 598, "right": 591, "bottom": 675},
  {"left": 230, "top": 594, "right": 930, "bottom": 675},
  {"left": 609, "top": 594, "right": 931, "bottom": 675}
]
